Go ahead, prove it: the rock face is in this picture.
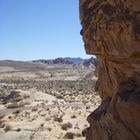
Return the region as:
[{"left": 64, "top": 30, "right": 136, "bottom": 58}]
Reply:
[{"left": 80, "top": 0, "right": 140, "bottom": 140}]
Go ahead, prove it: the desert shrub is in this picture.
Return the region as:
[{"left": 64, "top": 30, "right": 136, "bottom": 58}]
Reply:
[
  {"left": 8, "top": 116, "right": 12, "bottom": 119},
  {"left": 61, "top": 122, "right": 72, "bottom": 131},
  {"left": 4, "top": 124, "right": 11, "bottom": 132},
  {"left": 75, "top": 133, "right": 82, "bottom": 137},
  {"left": 32, "top": 108, "right": 38, "bottom": 112},
  {"left": 82, "top": 127, "right": 89, "bottom": 137},
  {"left": 79, "top": 88, "right": 83, "bottom": 91},
  {"left": 82, "top": 100, "right": 88, "bottom": 104},
  {"left": 64, "top": 132, "right": 75, "bottom": 139},
  {"left": 40, "top": 123, "right": 44, "bottom": 127},
  {"left": 13, "top": 110, "right": 20, "bottom": 114},
  {"left": 71, "top": 115, "right": 77, "bottom": 119},
  {"left": 50, "top": 74, "right": 53, "bottom": 77},
  {"left": 70, "top": 85, "right": 74, "bottom": 89},
  {"left": 0, "top": 120, "right": 5, "bottom": 128},
  {"left": 16, "top": 128, "right": 21, "bottom": 132},
  {"left": 86, "top": 106, "right": 90, "bottom": 109},
  {"left": 56, "top": 95, "right": 63, "bottom": 99},
  {"left": 47, "top": 127, "right": 52, "bottom": 131},
  {"left": 54, "top": 115, "right": 63, "bottom": 123}
]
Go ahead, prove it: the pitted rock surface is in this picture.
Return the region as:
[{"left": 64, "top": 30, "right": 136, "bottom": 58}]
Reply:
[{"left": 80, "top": 0, "right": 140, "bottom": 140}]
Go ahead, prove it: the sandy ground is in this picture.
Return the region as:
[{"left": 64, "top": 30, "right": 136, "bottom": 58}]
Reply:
[{"left": 0, "top": 61, "right": 100, "bottom": 140}]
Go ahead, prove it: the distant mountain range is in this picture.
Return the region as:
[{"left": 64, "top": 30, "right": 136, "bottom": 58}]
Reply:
[{"left": 32, "top": 57, "right": 97, "bottom": 68}]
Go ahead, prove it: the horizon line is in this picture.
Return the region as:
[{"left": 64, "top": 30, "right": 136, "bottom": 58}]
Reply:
[{"left": 0, "top": 56, "right": 96, "bottom": 62}]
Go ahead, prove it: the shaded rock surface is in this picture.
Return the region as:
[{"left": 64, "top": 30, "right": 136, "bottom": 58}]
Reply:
[{"left": 80, "top": 0, "right": 140, "bottom": 140}]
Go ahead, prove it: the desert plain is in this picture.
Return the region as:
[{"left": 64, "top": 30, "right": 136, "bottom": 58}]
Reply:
[{"left": 0, "top": 60, "right": 100, "bottom": 140}]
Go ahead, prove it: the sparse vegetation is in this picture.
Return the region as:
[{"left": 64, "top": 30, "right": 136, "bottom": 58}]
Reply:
[
  {"left": 4, "top": 124, "right": 12, "bottom": 132},
  {"left": 32, "top": 108, "right": 38, "bottom": 112},
  {"left": 0, "top": 60, "right": 100, "bottom": 140},
  {"left": 75, "top": 133, "right": 82, "bottom": 137},
  {"left": 13, "top": 110, "right": 20, "bottom": 114},
  {"left": 8, "top": 116, "right": 12, "bottom": 119},
  {"left": 47, "top": 127, "right": 52, "bottom": 131},
  {"left": 40, "top": 123, "right": 44, "bottom": 127},
  {"left": 64, "top": 132, "right": 75, "bottom": 139},
  {"left": 71, "top": 115, "right": 77, "bottom": 119},
  {"left": 61, "top": 122, "right": 73, "bottom": 131},
  {"left": 86, "top": 106, "right": 90, "bottom": 109},
  {"left": 53, "top": 115, "right": 63, "bottom": 123},
  {"left": 16, "top": 128, "right": 21, "bottom": 132}
]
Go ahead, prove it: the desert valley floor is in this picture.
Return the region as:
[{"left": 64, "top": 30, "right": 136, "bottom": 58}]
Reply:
[{"left": 0, "top": 60, "right": 100, "bottom": 140}]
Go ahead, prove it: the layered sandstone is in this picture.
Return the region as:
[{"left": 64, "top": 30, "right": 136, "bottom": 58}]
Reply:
[{"left": 80, "top": 0, "right": 140, "bottom": 139}]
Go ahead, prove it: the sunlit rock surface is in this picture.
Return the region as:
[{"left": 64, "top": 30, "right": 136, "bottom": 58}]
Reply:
[{"left": 80, "top": 0, "right": 140, "bottom": 139}]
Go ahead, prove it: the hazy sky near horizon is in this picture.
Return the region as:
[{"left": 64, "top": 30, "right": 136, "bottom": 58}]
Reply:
[{"left": 0, "top": 0, "right": 92, "bottom": 60}]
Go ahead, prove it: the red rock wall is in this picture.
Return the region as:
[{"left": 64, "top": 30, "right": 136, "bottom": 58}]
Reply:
[{"left": 80, "top": 0, "right": 140, "bottom": 139}]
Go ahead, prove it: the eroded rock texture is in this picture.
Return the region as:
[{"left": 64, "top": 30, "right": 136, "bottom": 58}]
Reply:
[{"left": 80, "top": 0, "right": 140, "bottom": 139}]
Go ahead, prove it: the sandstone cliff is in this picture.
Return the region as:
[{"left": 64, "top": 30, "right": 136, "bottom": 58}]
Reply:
[{"left": 80, "top": 0, "right": 140, "bottom": 139}]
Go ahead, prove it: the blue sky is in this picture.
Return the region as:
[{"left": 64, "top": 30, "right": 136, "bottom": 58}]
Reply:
[{"left": 0, "top": 0, "right": 91, "bottom": 60}]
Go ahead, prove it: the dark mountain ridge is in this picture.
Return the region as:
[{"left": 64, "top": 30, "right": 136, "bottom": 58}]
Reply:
[{"left": 32, "top": 57, "right": 97, "bottom": 68}]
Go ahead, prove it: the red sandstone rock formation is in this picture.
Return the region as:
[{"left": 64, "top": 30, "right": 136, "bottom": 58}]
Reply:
[{"left": 80, "top": 0, "right": 140, "bottom": 139}]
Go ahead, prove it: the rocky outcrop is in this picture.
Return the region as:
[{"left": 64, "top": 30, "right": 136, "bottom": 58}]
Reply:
[{"left": 80, "top": 0, "right": 140, "bottom": 139}]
